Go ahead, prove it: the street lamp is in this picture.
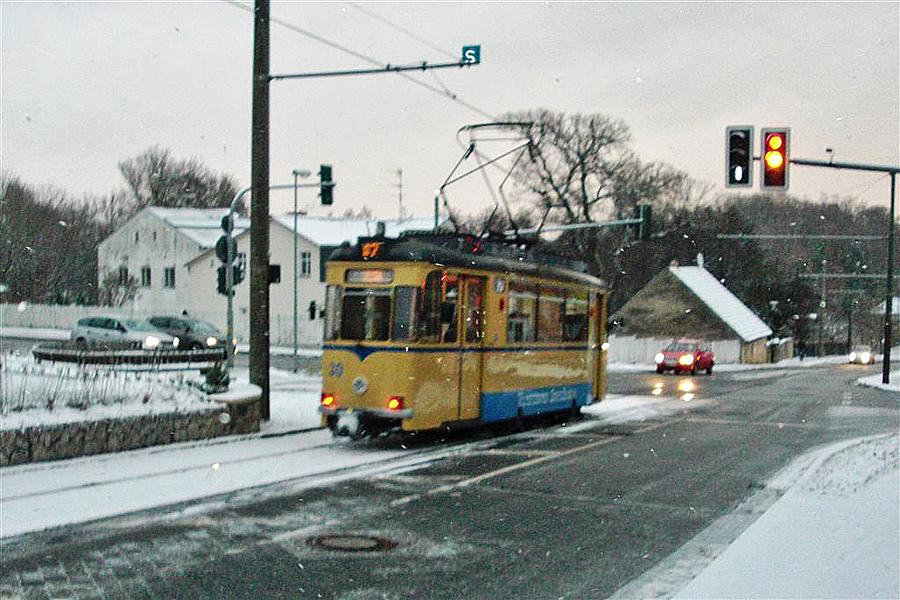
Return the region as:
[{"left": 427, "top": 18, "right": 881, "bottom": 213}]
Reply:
[{"left": 292, "top": 168, "right": 311, "bottom": 371}]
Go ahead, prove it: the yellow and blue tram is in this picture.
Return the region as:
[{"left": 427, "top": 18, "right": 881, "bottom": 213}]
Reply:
[{"left": 319, "top": 231, "right": 608, "bottom": 438}]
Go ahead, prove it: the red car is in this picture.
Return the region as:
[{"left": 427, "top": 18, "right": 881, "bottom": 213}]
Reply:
[{"left": 655, "top": 340, "right": 715, "bottom": 375}]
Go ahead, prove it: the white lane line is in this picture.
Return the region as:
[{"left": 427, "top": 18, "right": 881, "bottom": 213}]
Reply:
[
  {"left": 389, "top": 420, "right": 675, "bottom": 507},
  {"left": 686, "top": 417, "right": 819, "bottom": 429}
]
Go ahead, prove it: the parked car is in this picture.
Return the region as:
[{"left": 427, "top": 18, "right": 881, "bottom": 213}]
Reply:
[
  {"left": 147, "top": 316, "right": 229, "bottom": 350},
  {"left": 655, "top": 339, "right": 715, "bottom": 375},
  {"left": 70, "top": 317, "right": 177, "bottom": 350},
  {"left": 848, "top": 345, "right": 875, "bottom": 365}
]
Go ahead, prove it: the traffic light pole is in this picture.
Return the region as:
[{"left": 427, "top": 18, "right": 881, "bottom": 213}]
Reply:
[
  {"left": 778, "top": 156, "right": 898, "bottom": 383},
  {"left": 223, "top": 182, "right": 323, "bottom": 369}
]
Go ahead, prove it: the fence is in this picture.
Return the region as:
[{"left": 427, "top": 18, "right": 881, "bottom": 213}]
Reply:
[
  {"left": 1, "top": 303, "right": 324, "bottom": 348},
  {"left": 607, "top": 335, "right": 742, "bottom": 364}
]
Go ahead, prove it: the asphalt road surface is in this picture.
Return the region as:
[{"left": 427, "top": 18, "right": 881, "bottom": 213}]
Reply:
[{"left": 1, "top": 364, "right": 897, "bottom": 599}]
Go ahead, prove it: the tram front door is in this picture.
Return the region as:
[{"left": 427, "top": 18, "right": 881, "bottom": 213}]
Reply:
[{"left": 457, "top": 276, "right": 485, "bottom": 420}]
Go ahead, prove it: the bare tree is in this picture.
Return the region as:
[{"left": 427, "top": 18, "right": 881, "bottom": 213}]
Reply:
[
  {"left": 503, "top": 109, "right": 632, "bottom": 224},
  {"left": 97, "top": 270, "right": 138, "bottom": 307},
  {"left": 118, "top": 146, "right": 240, "bottom": 212}
]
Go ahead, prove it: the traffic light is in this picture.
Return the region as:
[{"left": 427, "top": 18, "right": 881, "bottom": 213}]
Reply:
[
  {"left": 233, "top": 262, "right": 244, "bottom": 285},
  {"left": 216, "top": 266, "right": 226, "bottom": 295},
  {"left": 319, "top": 164, "right": 334, "bottom": 205},
  {"left": 631, "top": 204, "right": 652, "bottom": 240},
  {"left": 725, "top": 126, "right": 753, "bottom": 187},
  {"left": 761, "top": 128, "right": 790, "bottom": 190}
]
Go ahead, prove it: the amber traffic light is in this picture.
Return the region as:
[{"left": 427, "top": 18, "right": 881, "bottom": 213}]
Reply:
[{"left": 761, "top": 128, "right": 790, "bottom": 190}]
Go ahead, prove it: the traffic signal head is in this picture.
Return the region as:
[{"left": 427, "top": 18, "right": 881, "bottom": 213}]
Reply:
[
  {"left": 319, "top": 164, "right": 334, "bottom": 205},
  {"left": 760, "top": 128, "right": 790, "bottom": 190},
  {"left": 216, "top": 266, "right": 227, "bottom": 295},
  {"left": 631, "top": 204, "right": 653, "bottom": 240},
  {"left": 725, "top": 126, "right": 753, "bottom": 187}
]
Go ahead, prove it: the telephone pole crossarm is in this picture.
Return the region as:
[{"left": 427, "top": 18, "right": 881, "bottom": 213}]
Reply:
[
  {"left": 717, "top": 234, "right": 886, "bottom": 241},
  {"left": 271, "top": 60, "right": 478, "bottom": 81}
]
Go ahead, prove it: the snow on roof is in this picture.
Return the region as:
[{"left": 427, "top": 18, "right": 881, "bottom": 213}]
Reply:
[
  {"left": 147, "top": 207, "right": 249, "bottom": 248},
  {"left": 669, "top": 266, "right": 773, "bottom": 342},
  {"left": 272, "top": 214, "right": 436, "bottom": 246},
  {"left": 871, "top": 296, "right": 900, "bottom": 316}
]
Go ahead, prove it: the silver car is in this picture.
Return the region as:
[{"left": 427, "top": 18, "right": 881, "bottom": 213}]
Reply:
[{"left": 70, "top": 317, "right": 178, "bottom": 350}]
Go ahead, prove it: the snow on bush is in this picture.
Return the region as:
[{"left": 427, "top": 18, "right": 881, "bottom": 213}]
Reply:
[{"left": 1, "top": 351, "right": 207, "bottom": 426}]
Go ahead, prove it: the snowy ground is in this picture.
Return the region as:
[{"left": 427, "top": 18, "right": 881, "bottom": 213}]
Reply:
[
  {"left": 856, "top": 370, "right": 900, "bottom": 394},
  {"left": 674, "top": 434, "right": 899, "bottom": 599},
  {"left": 1, "top": 353, "right": 210, "bottom": 430},
  {"left": 0, "top": 392, "right": 677, "bottom": 539}
]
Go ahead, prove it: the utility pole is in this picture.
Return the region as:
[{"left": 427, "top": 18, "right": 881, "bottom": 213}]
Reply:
[
  {"left": 250, "top": 0, "right": 271, "bottom": 418},
  {"left": 395, "top": 168, "right": 404, "bottom": 220}
]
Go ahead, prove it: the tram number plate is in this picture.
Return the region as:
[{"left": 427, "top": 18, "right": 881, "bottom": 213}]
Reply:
[{"left": 329, "top": 362, "right": 344, "bottom": 377}]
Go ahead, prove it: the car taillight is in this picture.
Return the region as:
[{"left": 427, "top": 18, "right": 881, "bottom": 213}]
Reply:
[
  {"left": 387, "top": 396, "right": 404, "bottom": 411},
  {"left": 321, "top": 393, "right": 335, "bottom": 408}
]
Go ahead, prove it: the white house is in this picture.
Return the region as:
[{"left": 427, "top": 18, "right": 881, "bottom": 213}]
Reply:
[
  {"left": 183, "top": 215, "right": 434, "bottom": 345},
  {"left": 97, "top": 207, "right": 249, "bottom": 314}
]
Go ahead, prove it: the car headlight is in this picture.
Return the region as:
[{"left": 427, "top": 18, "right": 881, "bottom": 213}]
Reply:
[
  {"left": 849, "top": 352, "right": 857, "bottom": 362},
  {"left": 678, "top": 354, "right": 695, "bottom": 366},
  {"left": 860, "top": 352, "right": 871, "bottom": 363},
  {"left": 173, "top": 336, "right": 180, "bottom": 348},
  {"left": 655, "top": 353, "right": 665, "bottom": 364},
  {"left": 207, "top": 336, "right": 217, "bottom": 347},
  {"left": 143, "top": 335, "right": 160, "bottom": 349}
]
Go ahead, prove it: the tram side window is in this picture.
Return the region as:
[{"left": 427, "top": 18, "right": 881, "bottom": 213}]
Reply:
[
  {"left": 507, "top": 282, "right": 537, "bottom": 343},
  {"left": 418, "top": 271, "right": 443, "bottom": 343},
  {"left": 324, "top": 285, "right": 342, "bottom": 341},
  {"left": 562, "top": 291, "right": 589, "bottom": 342},
  {"left": 340, "top": 288, "right": 390, "bottom": 341},
  {"left": 392, "top": 286, "right": 422, "bottom": 341},
  {"left": 537, "top": 287, "right": 565, "bottom": 342}
]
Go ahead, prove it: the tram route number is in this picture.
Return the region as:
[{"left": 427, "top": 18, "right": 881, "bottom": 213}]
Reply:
[
  {"left": 361, "top": 242, "right": 382, "bottom": 259},
  {"left": 329, "top": 362, "right": 344, "bottom": 377}
]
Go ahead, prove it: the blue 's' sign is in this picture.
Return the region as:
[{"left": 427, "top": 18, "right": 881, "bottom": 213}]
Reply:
[{"left": 461, "top": 45, "right": 481, "bottom": 65}]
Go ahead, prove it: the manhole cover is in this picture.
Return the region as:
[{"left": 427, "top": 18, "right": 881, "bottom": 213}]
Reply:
[{"left": 307, "top": 534, "right": 397, "bottom": 552}]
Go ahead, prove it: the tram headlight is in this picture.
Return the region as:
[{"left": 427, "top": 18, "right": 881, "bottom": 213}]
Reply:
[
  {"left": 655, "top": 353, "right": 665, "bottom": 364},
  {"left": 387, "top": 396, "right": 404, "bottom": 411},
  {"left": 678, "top": 354, "right": 695, "bottom": 366}
]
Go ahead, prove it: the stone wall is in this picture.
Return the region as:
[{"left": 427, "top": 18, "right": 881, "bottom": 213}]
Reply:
[{"left": 1, "top": 398, "right": 259, "bottom": 467}]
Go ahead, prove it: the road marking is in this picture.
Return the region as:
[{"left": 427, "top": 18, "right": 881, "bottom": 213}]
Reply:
[
  {"left": 686, "top": 417, "right": 818, "bottom": 429},
  {"left": 389, "top": 420, "right": 675, "bottom": 506},
  {"left": 472, "top": 449, "right": 562, "bottom": 457}
]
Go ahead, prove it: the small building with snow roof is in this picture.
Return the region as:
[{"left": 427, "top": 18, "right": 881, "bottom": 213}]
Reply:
[{"left": 609, "top": 263, "right": 773, "bottom": 364}]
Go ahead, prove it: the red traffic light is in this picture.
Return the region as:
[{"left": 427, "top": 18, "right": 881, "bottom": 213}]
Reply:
[{"left": 761, "top": 128, "right": 790, "bottom": 190}]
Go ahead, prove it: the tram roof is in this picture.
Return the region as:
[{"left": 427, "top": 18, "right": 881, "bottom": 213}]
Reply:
[{"left": 327, "top": 232, "right": 607, "bottom": 289}]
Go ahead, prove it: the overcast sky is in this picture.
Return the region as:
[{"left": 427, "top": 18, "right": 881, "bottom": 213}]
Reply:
[{"left": 2, "top": 1, "right": 898, "bottom": 220}]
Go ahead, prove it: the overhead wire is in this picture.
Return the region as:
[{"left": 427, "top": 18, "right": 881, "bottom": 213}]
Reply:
[
  {"left": 222, "top": 0, "right": 497, "bottom": 120},
  {"left": 346, "top": 2, "right": 458, "bottom": 61}
]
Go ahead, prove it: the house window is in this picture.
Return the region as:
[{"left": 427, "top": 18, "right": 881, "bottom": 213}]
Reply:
[
  {"left": 133, "top": 231, "right": 139, "bottom": 244},
  {"left": 141, "top": 266, "right": 152, "bottom": 287},
  {"left": 118, "top": 265, "right": 129, "bottom": 284},
  {"left": 299, "top": 251, "right": 312, "bottom": 278},
  {"left": 152, "top": 231, "right": 157, "bottom": 242},
  {"left": 164, "top": 267, "right": 176, "bottom": 288}
]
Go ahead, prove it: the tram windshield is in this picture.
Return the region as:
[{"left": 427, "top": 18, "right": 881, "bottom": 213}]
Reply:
[{"left": 324, "top": 271, "right": 450, "bottom": 343}]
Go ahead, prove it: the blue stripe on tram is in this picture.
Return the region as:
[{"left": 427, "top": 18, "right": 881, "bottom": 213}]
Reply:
[{"left": 480, "top": 383, "right": 592, "bottom": 423}]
